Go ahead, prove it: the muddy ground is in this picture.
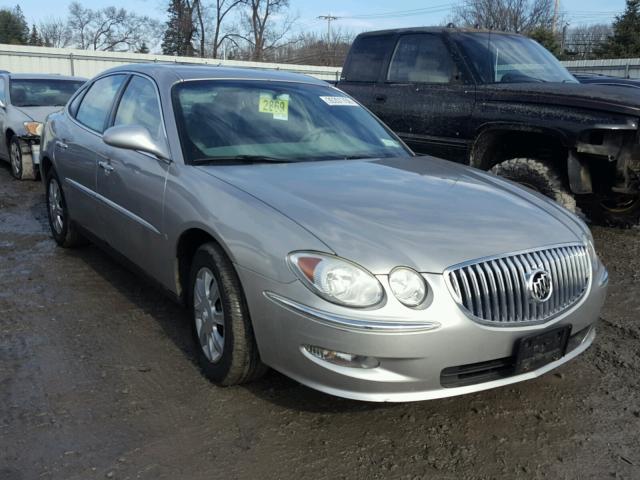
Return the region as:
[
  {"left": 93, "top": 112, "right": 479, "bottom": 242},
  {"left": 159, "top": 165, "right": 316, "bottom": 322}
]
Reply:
[{"left": 0, "top": 162, "right": 638, "bottom": 480}]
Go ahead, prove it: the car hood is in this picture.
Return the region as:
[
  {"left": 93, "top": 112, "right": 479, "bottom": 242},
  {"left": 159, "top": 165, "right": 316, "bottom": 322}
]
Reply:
[
  {"left": 482, "top": 83, "right": 640, "bottom": 117},
  {"left": 198, "top": 157, "right": 586, "bottom": 274},
  {"left": 13, "top": 105, "right": 64, "bottom": 123}
]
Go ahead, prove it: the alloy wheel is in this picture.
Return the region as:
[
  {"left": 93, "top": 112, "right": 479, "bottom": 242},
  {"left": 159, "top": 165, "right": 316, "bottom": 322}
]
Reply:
[
  {"left": 10, "top": 141, "right": 22, "bottom": 177},
  {"left": 193, "top": 267, "right": 225, "bottom": 363},
  {"left": 48, "top": 177, "right": 64, "bottom": 234}
]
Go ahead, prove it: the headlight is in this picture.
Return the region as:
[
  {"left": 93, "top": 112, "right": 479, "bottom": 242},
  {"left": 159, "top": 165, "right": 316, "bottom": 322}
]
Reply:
[
  {"left": 389, "top": 267, "right": 427, "bottom": 307},
  {"left": 23, "top": 121, "right": 43, "bottom": 136},
  {"left": 288, "top": 252, "right": 384, "bottom": 308}
]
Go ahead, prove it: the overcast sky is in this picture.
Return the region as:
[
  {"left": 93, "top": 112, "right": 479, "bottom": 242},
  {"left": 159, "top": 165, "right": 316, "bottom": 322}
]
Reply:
[{"left": 3, "top": 0, "right": 626, "bottom": 35}]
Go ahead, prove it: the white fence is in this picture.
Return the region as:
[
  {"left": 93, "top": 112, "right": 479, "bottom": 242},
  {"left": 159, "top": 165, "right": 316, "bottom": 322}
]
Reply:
[
  {"left": 2, "top": 43, "right": 639, "bottom": 81},
  {"left": 0, "top": 44, "right": 342, "bottom": 81},
  {"left": 562, "top": 58, "right": 640, "bottom": 79}
]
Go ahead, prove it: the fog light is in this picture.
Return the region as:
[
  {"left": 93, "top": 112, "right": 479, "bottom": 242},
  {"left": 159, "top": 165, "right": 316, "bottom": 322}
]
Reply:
[{"left": 303, "top": 345, "right": 379, "bottom": 369}]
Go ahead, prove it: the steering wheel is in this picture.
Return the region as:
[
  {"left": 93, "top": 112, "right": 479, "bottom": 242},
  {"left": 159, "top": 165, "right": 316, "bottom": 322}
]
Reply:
[{"left": 300, "top": 127, "right": 335, "bottom": 143}]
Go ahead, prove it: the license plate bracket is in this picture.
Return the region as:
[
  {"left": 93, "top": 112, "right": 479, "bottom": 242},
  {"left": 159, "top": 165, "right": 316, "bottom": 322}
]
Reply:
[{"left": 514, "top": 325, "right": 571, "bottom": 374}]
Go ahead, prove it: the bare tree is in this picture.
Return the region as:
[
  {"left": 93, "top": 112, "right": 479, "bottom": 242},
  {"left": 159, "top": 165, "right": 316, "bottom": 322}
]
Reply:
[
  {"left": 238, "top": 0, "right": 296, "bottom": 61},
  {"left": 67, "top": 2, "right": 160, "bottom": 52},
  {"left": 68, "top": 2, "right": 94, "bottom": 49},
  {"left": 211, "top": 0, "right": 244, "bottom": 58},
  {"left": 452, "top": 0, "right": 555, "bottom": 33},
  {"left": 564, "top": 24, "right": 612, "bottom": 59},
  {"left": 39, "top": 18, "right": 72, "bottom": 48}
]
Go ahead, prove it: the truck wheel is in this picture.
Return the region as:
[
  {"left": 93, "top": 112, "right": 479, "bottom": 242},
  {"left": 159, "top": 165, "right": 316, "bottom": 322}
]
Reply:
[
  {"left": 490, "top": 158, "right": 579, "bottom": 214},
  {"left": 579, "top": 193, "right": 640, "bottom": 228},
  {"left": 10, "top": 136, "right": 36, "bottom": 180},
  {"left": 188, "top": 242, "right": 267, "bottom": 386}
]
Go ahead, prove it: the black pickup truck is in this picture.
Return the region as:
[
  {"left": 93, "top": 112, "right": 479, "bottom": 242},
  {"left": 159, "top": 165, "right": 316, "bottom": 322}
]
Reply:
[{"left": 337, "top": 27, "right": 640, "bottom": 227}]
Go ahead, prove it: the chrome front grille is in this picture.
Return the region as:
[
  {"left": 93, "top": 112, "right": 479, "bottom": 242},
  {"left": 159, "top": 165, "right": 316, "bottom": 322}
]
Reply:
[{"left": 446, "top": 245, "right": 591, "bottom": 325}]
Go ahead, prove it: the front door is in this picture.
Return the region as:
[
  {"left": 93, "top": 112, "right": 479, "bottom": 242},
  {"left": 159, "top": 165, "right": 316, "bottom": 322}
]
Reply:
[
  {"left": 96, "top": 75, "right": 170, "bottom": 280},
  {"left": 380, "top": 33, "right": 476, "bottom": 162}
]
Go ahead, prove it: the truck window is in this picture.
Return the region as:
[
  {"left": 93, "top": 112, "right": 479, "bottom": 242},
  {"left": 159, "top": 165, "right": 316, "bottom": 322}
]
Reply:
[
  {"left": 342, "top": 35, "right": 393, "bottom": 83},
  {"left": 387, "top": 34, "right": 456, "bottom": 84}
]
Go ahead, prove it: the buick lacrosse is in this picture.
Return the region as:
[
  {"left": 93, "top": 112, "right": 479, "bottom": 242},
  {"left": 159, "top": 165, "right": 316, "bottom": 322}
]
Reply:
[{"left": 40, "top": 64, "right": 608, "bottom": 402}]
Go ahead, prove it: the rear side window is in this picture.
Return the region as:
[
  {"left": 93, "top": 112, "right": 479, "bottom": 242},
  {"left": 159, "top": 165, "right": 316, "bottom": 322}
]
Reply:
[
  {"left": 0, "top": 78, "right": 5, "bottom": 104},
  {"left": 76, "top": 75, "right": 126, "bottom": 132},
  {"left": 388, "top": 34, "right": 456, "bottom": 84},
  {"left": 342, "top": 35, "right": 394, "bottom": 82},
  {"left": 114, "top": 76, "right": 163, "bottom": 142}
]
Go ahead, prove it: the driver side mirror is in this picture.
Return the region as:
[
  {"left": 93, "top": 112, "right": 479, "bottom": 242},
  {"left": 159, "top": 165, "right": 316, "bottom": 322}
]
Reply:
[
  {"left": 102, "top": 124, "right": 170, "bottom": 160},
  {"left": 0, "top": 99, "right": 6, "bottom": 109}
]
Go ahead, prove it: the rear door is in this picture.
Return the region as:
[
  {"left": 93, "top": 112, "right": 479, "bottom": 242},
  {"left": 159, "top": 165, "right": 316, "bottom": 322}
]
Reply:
[
  {"left": 96, "top": 74, "right": 171, "bottom": 279},
  {"left": 59, "top": 74, "right": 127, "bottom": 238},
  {"left": 381, "top": 34, "right": 476, "bottom": 162},
  {"left": 0, "top": 77, "right": 7, "bottom": 160}
]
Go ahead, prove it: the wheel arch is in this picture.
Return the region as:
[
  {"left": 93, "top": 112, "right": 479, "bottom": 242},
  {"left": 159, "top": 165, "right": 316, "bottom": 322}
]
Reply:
[
  {"left": 174, "top": 226, "right": 238, "bottom": 304},
  {"left": 470, "top": 124, "right": 570, "bottom": 171}
]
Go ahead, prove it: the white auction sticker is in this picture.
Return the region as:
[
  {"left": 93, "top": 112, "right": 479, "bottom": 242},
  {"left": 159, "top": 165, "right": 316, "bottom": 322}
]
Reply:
[{"left": 320, "top": 96, "right": 359, "bottom": 106}]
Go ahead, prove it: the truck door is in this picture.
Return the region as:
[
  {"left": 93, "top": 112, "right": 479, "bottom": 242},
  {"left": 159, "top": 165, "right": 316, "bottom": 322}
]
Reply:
[{"left": 380, "top": 33, "right": 476, "bottom": 163}]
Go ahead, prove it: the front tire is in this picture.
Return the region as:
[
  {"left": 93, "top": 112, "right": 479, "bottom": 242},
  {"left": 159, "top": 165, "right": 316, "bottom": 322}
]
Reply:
[
  {"left": 46, "top": 169, "right": 86, "bottom": 247},
  {"left": 189, "top": 242, "right": 266, "bottom": 386},
  {"left": 10, "top": 136, "right": 36, "bottom": 180},
  {"left": 490, "top": 158, "right": 579, "bottom": 214},
  {"left": 578, "top": 193, "right": 640, "bottom": 228}
]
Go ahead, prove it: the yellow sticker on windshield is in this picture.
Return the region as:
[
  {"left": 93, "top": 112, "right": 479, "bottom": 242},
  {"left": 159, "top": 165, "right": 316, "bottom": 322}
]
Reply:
[{"left": 259, "top": 93, "right": 289, "bottom": 120}]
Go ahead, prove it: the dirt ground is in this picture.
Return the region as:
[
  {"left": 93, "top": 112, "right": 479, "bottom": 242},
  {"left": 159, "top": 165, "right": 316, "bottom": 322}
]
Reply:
[{"left": 0, "top": 161, "right": 639, "bottom": 480}]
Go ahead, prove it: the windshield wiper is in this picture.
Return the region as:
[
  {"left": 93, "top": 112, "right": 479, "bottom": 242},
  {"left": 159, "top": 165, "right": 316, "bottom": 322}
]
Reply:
[{"left": 193, "top": 155, "right": 293, "bottom": 164}]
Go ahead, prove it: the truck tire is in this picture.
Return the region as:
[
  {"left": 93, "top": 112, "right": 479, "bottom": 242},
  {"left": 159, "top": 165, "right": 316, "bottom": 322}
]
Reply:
[
  {"left": 490, "top": 158, "right": 579, "bottom": 214},
  {"left": 10, "top": 136, "right": 36, "bottom": 180},
  {"left": 578, "top": 193, "right": 640, "bottom": 228}
]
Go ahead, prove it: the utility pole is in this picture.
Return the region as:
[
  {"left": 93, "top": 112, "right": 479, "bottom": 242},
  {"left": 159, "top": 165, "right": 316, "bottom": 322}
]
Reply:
[
  {"left": 318, "top": 14, "right": 339, "bottom": 44},
  {"left": 552, "top": 0, "right": 560, "bottom": 33}
]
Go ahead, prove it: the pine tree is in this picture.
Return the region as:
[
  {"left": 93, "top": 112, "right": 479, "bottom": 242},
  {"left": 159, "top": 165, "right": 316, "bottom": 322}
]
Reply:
[
  {"left": 597, "top": 0, "right": 640, "bottom": 58},
  {"left": 161, "top": 0, "right": 195, "bottom": 56},
  {"left": 0, "top": 5, "right": 29, "bottom": 44},
  {"left": 28, "top": 24, "right": 43, "bottom": 46},
  {"left": 137, "top": 42, "right": 150, "bottom": 54}
]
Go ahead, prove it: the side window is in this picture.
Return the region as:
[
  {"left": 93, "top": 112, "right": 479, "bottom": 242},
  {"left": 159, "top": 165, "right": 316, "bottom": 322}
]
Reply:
[
  {"left": 0, "top": 78, "right": 5, "bottom": 104},
  {"left": 113, "top": 76, "right": 163, "bottom": 141},
  {"left": 388, "top": 34, "right": 457, "bottom": 84},
  {"left": 342, "top": 35, "right": 394, "bottom": 82},
  {"left": 68, "top": 87, "right": 86, "bottom": 117},
  {"left": 76, "top": 75, "right": 126, "bottom": 132}
]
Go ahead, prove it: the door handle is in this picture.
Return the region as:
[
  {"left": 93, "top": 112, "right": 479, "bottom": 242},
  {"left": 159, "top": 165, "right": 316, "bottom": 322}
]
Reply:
[
  {"left": 375, "top": 94, "right": 387, "bottom": 102},
  {"left": 98, "top": 160, "right": 114, "bottom": 174},
  {"left": 56, "top": 140, "right": 68, "bottom": 150}
]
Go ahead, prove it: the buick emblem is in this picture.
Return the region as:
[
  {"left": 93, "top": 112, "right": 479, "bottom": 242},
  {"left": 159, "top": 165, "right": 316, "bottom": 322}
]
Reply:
[{"left": 528, "top": 269, "right": 553, "bottom": 303}]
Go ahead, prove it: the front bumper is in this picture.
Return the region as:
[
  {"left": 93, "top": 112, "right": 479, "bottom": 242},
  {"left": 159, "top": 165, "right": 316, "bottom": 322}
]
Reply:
[{"left": 237, "top": 259, "right": 608, "bottom": 402}]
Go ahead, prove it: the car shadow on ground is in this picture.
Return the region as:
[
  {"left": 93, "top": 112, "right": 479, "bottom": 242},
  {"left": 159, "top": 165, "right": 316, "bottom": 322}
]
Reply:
[{"left": 64, "top": 237, "right": 392, "bottom": 414}]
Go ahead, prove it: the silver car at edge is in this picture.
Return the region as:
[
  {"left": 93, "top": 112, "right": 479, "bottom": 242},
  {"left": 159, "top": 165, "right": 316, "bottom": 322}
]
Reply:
[
  {"left": 39, "top": 64, "right": 608, "bottom": 402},
  {"left": 0, "top": 72, "right": 86, "bottom": 179}
]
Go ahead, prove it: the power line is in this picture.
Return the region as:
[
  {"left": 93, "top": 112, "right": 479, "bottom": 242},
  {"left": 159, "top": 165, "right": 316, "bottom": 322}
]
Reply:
[{"left": 318, "top": 14, "right": 339, "bottom": 43}]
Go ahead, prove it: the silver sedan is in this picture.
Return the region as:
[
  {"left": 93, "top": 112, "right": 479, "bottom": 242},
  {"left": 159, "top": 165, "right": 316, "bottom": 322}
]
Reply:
[{"left": 40, "top": 64, "right": 608, "bottom": 402}]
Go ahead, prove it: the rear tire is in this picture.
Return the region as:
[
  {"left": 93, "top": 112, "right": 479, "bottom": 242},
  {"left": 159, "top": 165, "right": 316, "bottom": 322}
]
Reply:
[
  {"left": 188, "top": 242, "right": 267, "bottom": 386},
  {"left": 45, "top": 169, "right": 86, "bottom": 248},
  {"left": 490, "top": 158, "right": 579, "bottom": 214},
  {"left": 10, "top": 136, "right": 35, "bottom": 180}
]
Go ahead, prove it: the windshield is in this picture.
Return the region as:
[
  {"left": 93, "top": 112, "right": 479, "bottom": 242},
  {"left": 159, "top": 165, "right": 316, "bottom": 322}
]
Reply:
[
  {"left": 172, "top": 80, "right": 412, "bottom": 163},
  {"left": 454, "top": 33, "right": 577, "bottom": 84},
  {"left": 9, "top": 79, "right": 85, "bottom": 107}
]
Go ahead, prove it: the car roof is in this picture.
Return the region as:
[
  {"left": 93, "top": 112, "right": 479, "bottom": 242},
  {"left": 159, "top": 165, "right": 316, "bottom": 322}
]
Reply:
[
  {"left": 3, "top": 72, "right": 87, "bottom": 81},
  {"left": 355, "top": 26, "right": 524, "bottom": 38},
  {"left": 98, "top": 63, "right": 330, "bottom": 86}
]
